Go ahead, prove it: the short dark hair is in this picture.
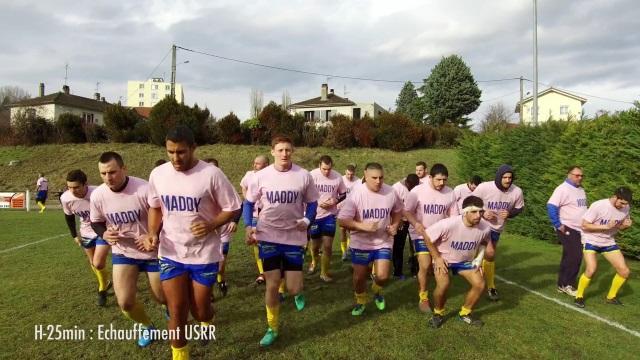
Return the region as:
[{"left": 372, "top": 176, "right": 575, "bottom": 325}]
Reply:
[
  {"left": 462, "top": 195, "right": 484, "bottom": 209},
  {"left": 470, "top": 175, "right": 482, "bottom": 186},
  {"left": 154, "top": 159, "right": 166, "bottom": 167},
  {"left": 204, "top": 158, "right": 219, "bottom": 167},
  {"left": 271, "top": 135, "right": 293, "bottom": 148},
  {"left": 429, "top": 163, "right": 448, "bottom": 177},
  {"left": 416, "top": 161, "right": 427, "bottom": 168},
  {"left": 567, "top": 166, "right": 582, "bottom": 174},
  {"left": 66, "top": 169, "right": 87, "bottom": 184},
  {"left": 405, "top": 174, "right": 420, "bottom": 190},
  {"left": 319, "top": 155, "right": 333, "bottom": 166},
  {"left": 166, "top": 125, "right": 195, "bottom": 146},
  {"left": 364, "top": 162, "right": 383, "bottom": 171},
  {"left": 614, "top": 187, "right": 633, "bottom": 203},
  {"left": 99, "top": 151, "right": 124, "bottom": 167},
  {"left": 346, "top": 164, "right": 356, "bottom": 172}
]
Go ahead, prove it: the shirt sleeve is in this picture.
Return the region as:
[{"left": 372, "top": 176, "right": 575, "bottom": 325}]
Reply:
[
  {"left": 89, "top": 192, "right": 106, "bottom": 222},
  {"left": 547, "top": 186, "right": 564, "bottom": 207},
  {"left": 582, "top": 204, "right": 599, "bottom": 224},
  {"left": 425, "top": 219, "right": 446, "bottom": 243},
  {"left": 337, "top": 196, "right": 357, "bottom": 220},
  {"left": 392, "top": 191, "right": 403, "bottom": 213},
  {"left": 303, "top": 172, "right": 320, "bottom": 203},
  {"left": 245, "top": 174, "right": 260, "bottom": 203},
  {"left": 337, "top": 177, "right": 348, "bottom": 194},
  {"left": 147, "top": 171, "right": 162, "bottom": 209},
  {"left": 514, "top": 188, "right": 525, "bottom": 209},
  {"left": 61, "top": 197, "right": 72, "bottom": 216},
  {"left": 212, "top": 168, "right": 241, "bottom": 212},
  {"left": 403, "top": 191, "right": 418, "bottom": 213}
]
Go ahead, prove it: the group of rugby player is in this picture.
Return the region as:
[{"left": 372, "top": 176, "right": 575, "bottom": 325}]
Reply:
[{"left": 58, "top": 126, "right": 633, "bottom": 359}]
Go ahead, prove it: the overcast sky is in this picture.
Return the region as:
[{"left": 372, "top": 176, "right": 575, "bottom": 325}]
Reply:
[{"left": 1, "top": 0, "right": 638, "bottom": 126}]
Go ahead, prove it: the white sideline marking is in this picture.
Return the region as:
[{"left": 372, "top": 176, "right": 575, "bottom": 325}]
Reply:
[
  {"left": 497, "top": 275, "right": 640, "bottom": 339},
  {"left": 0, "top": 234, "right": 66, "bottom": 254}
]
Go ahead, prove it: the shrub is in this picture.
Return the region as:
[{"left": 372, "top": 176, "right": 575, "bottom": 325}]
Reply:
[
  {"left": 12, "top": 110, "right": 55, "bottom": 146},
  {"left": 55, "top": 113, "right": 86, "bottom": 143},
  {"left": 374, "top": 112, "right": 421, "bottom": 151},
  {"left": 352, "top": 115, "right": 376, "bottom": 147},
  {"left": 324, "top": 114, "right": 354, "bottom": 149},
  {"left": 217, "top": 112, "right": 244, "bottom": 144}
]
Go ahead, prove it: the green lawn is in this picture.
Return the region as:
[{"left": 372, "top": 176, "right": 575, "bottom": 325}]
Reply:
[{"left": 1, "top": 210, "right": 639, "bottom": 359}]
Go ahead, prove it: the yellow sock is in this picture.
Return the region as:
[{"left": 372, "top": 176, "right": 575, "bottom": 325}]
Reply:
[
  {"left": 483, "top": 260, "right": 496, "bottom": 289},
  {"left": 37, "top": 201, "right": 45, "bottom": 212},
  {"left": 217, "top": 273, "right": 223, "bottom": 283},
  {"left": 576, "top": 273, "right": 591, "bottom": 298},
  {"left": 310, "top": 247, "right": 317, "bottom": 266},
  {"left": 278, "top": 279, "right": 286, "bottom": 294},
  {"left": 92, "top": 266, "right": 109, "bottom": 292},
  {"left": 433, "top": 307, "right": 445, "bottom": 316},
  {"left": 371, "top": 282, "right": 383, "bottom": 295},
  {"left": 321, "top": 253, "right": 330, "bottom": 276},
  {"left": 266, "top": 305, "right": 279, "bottom": 332},
  {"left": 371, "top": 262, "right": 376, "bottom": 275},
  {"left": 459, "top": 306, "right": 472, "bottom": 317},
  {"left": 200, "top": 321, "right": 210, "bottom": 327},
  {"left": 122, "top": 301, "right": 152, "bottom": 327},
  {"left": 355, "top": 292, "right": 368, "bottom": 305},
  {"left": 341, "top": 240, "right": 348, "bottom": 255},
  {"left": 419, "top": 291, "right": 428, "bottom": 302},
  {"left": 252, "top": 245, "right": 264, "bottom": 274},
  {"left": 607, "top": 274, "right": 627, "bottom": 300},
  {"left": 171, "top": 345, "right": 189, "bottom": 360}
]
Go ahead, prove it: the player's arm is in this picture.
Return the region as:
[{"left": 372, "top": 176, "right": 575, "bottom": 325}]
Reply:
[
  {"left": 403, "top": 210, "right": 425, "bottom": 235},
  {"left": 338, "top": 218, "right": 377, "bottom": 232},
  {"left": 64, "top": 214, "right": 80, "bottom": 246},
  {"left": 581, "top": 218, "right": 617, "bottom": 232},
  {"left": 242, "top": 199, "right": 257, "bottom": 244},
  {"left": 423, "top": 233, "right": 448, "bottom": 274},
  {"left": 386, "top": 210, "right": 402, "bottom": 236},
  {"left": 471, "top": 240, "right": 488, "bottom": 268}
]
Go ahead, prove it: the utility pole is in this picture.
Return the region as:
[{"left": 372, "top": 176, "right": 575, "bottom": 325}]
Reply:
[
  {"left": 532, "top": 0, "right": 539, "bottom": 125},
  {"left": 519, "top": 76, "right": 524, "bottom": 124},
  {"left": 170, "top": 44, "right": 177, "bottom": 100}
]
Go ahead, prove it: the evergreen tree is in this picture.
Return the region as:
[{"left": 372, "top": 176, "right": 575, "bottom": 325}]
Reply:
[{"left": 395, "top": 81, "right": 424, "bottom": 122}]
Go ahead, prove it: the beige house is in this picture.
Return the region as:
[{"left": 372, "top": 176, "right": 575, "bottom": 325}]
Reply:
[
  {"left": 127, "top": 78, "right": 184, "bottom": 107},
  {"left": 288, "top": 84, "right": 385, "bottom": 124},
  {"left": 515, "top": 87, "right": 587, "bottom": 124},
  {"left": 8, "top": 84, "right": 109, "bottom": 125}
]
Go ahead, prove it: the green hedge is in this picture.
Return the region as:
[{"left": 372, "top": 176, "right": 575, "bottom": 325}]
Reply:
[{"left": 458, "top": 109, "right": 640, "bottom": 257}]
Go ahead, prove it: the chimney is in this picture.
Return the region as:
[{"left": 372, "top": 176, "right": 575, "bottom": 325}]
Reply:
[
  {"left": 330, "top": 89, "right": 334, "bottom": 95},
  {"left": 39, "top": 83, "right": 45, "bottom": 97},
  {"left": 62, "top": 85, "right": 70, "bottom": 94},
  {"left": 101, "top": 97, "right": 106, "bottom": 102},
  {"left": 320, "top": 83, "right": 328, "bottom": 101},
  {"left": 95, "top": 92, "right": 100, "bottom": 101}
]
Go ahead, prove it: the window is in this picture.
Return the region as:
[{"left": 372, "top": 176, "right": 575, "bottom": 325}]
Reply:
[
  {"left": 152, "top": 85, "right": 159, "bottom": 90},
  {"left": 304, "top": 111, "right": 315, "bottom": 121},
  {"left": 165, "top": 85, "right": 170, "bottom": 91},
  {"left": 151, "top": 93, "right": 158, "bottom": 99},
  {"left": 560, "top": 105, "right": 569, "bottom": 115},
  {"left": 139, "top": 101, "right": 144, "bottom": 106},
  {"left": 353, "top": 108, "right": 361, "bottom": 120},
  {"left": 81, "top": 112, "right": 94, "bottom": 124},
  {"left": 26, "top": 108, "right": 36, "bottom": 118},
  {"left": 139, "top": 84, "right": 144, "bottom": 89},
  {"left": 139, "top": 93, "right": 144, "bottom": 98}
]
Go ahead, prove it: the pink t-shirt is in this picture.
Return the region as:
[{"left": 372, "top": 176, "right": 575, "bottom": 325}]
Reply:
[
  {"left": 310, "top": 168, "right": 347, "bottom": 219},
  {"left": 61, "top": 186, "right": 98, "bottom": 239},
  {"left": 148, "top": 160, "right": 241, "bottom": 264},
  {"left": 241, "top": 170, "right": 261, "bottom": 218},
  {"left": 453, "top": 183, "right": 474, "bottom": 213},
  {"left": 90, "top": 177, "right": 156, "bottom": 260},
  {"left": 581, "top": 199, "right": 630, "bottom": 247},
  {"left": 219, "top": 222, "right": 234, "bottom": 244},
  {"left": 472, "top": 181, "right": 525, "bottom": 233},
  {"left": 547, "top": 181, "right": 588, "bottom": 230},
  {"left": 342, "top": 175, "right": 360, "bottom": 195},
  {"left": 246, "top": 164, "right": 320, "bottom": 247},
  {"left": 36, "top": 177, "right": 48, "bottom": 191},
  {"left": 404, "top": 182, "right": 459, "bottom": 240},
  {"left": 337, "top": 183, "right": 403, "bottom": 250},
  {"left": 426, "top": 216, "right": 491, "bottom": 264}
]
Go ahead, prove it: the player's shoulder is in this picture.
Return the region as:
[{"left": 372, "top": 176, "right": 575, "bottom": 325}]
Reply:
[{"left": 59, "top": 190, "right": 73, "bottom": 203}]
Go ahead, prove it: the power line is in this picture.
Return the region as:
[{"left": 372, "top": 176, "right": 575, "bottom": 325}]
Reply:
[
  {"left": 522, "top": 78, "right": 634, "bottom": 105},
  {"left": 176, "top": 45, "right": 521, "bottom": 85},
  {"left": 123, "top": 47, "right": 172, "bottom": 105}
]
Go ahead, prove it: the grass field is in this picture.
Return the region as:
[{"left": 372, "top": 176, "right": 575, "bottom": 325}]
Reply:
[{"left": 1, "top": 210, "right": 639, "bottom": 359}]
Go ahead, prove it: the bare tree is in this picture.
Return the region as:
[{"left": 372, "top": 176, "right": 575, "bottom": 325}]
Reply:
[
  {"left": 479, "top": 102, "right": 512, "bottom": 133},
  {"left": 250, "top": 88, "right": 264, "bottom": 119},
  {"left": 0, "top": 86, "right": 31, "bottom": 106},
  {"left": 281, "top": 89, "right": 291, "bottom": 111}
]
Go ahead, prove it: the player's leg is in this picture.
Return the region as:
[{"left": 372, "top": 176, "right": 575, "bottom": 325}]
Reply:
[
  {"left": 372, "top": 255, "right": 391, "bottom": 311},
  {"left": 340, "top": 227, "right": 350, "bottom": 261},
  {"left": 351, "top": 259, "right": 370, "bottom": 316},
  {"left": 113, "top": 262, "right": 154, "bottom": 347},
  {"left": 92, "top": 240, "right": 112, "bottom": 301},
  {"left": 217, "top": 242, "right": 229, "bottom": 296},
  {"left": 483, "top": 231, "right": 499, "bottom": 300},
  {"left": 415, "top": 238, "right": 432, "bottom": 312},
  {"left": 320, "top": 234, "right": 334, "bottom": 282},
  {"left": 162, "top": 271, "right": 191, "bottom": 359},
  {"left": 457, "top": 266, "right": 486, "bottom": 326},
  {"left": 308, "top": 233, "right": 321, "bottom": 274},
  {"left": 603, "top": 248, "right": 630, "bottom": 304},
  {"left": 392, "top": 222, "right": 407, "bottom": 278},
  {"left": 430, "top": 268, "right": 450, "bottom": 328},
  {"left": 575, "top": 247, "right": 598, "bottom": 307},
  {"left": 251, "top": 218, "right": 265, "bottom": 284}
]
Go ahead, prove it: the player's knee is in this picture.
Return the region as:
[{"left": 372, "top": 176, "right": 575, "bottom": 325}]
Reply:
[
  {"left": 92, "top": 259, "right": 106, "bottom": 269},
  {"left": 118, "top": 298, "right": 136, "bottom": 311},
  {"left": 192, "top": 306, "right": 213, "bottom": 322},
  {"left": 618, "top": 266, "right": 630, "bottom": 279},
  {"left": 474, "top": 277, "right": 486, "bottom": 291}
]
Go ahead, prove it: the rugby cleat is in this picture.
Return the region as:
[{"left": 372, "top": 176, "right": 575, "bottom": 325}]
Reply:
[
  {"left": 259, "top": 328, "right": 278, "bottom": 347},
  {"left": 374, "top": 294, "right": 386, "bottom": 311},
  {"left": 606, "top": 297, "right": 624, "bottom": 306},
  {"left": 574, "top": 297, "right": 585, "bottom": 308},
  {"left": 351, "top": 304, "right": 365, "bottom": 316},
  {"left": 137, "top": 325, "right": 155, "bottom": 348},
  {"left": 487, "top": 288, "right": 500, "bottom": 301},
  {"left": 459, "top": 314, "right": 484, "bottom": 327},
  {"left": 294, "top": 294, "right": 306, "bottom": 311},
  {"left": 429, "top": 314, "right": 444, "bottom": 329}
]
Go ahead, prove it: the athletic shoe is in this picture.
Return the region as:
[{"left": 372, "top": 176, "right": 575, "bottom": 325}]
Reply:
[
  {"left": 137, "top": 325, "right": 155, "bottom": 347},
  {"left": 487, "top": 288, "right": 500, "bottom": 301},
  {"left": 374, "top": 294, "right": 386, "bottom": 311},
  {"left": 418, "top": 298, "right": 431, "bottom": 313},
  {"left": 97, "top": 290, "right": 108, "bottom": 307},
  {"left": 319, "top": 274, "right": 333, "bottom": 283},
  {"left": 429, "top": 314, "right": 444, "bottom": 329},
  {"left": 459, "top": 314, "right": 484, "bottom": 327},
  {"left": 218, "top": 281, "right": 228, "bottom": 297},
  {"left": 557, "top": 285, "right": 577, "bottom": 297},
  {"left": 307, "top": 263, "right": 316, "bottom": 275},
  {"left": 574, "top": 297, "right": 585, "bottom": 308},
  {"left": 255, "top": 274, "right": 265, "bottom": 285},
  {"left": 294, "top": 294, "right": 305, "bottom": 311},
  {"left": 259, "top": 328, "right": 278, "bottom": 347},
  {"left": 606, "top": 297, "right": 624, "bottom": 306},
  {"left": 370, "top": 273, "right": 376, "bottom": 281},
  {"left": 351, "top": 304, "right": 365, "bottom": 316}
]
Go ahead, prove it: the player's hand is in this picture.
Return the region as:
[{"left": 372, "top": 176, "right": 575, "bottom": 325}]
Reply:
[
  {"left": 134, "top": 235, "right": 148, "bottom": 251},
  {"left": 557, "top": 224, "right": 569, "bottom": 236},
  {"left": 295, "top": 218, "right": 309, "bottom": 231},
  {"left": 73, "top": 236, "right": 81, "bottom": 247},
  {"left": 498, "top": 209, "right": 509, "bottom": 220},
  {"left": 143, "top": 233, "right": 158, "bottom": 251},
  {"left": 386, "top": 223, "right": 398, "bottom": 236},
  {"left": 483, "top": 210, "right": 497, "bottom": 221},
  {"left": 414, "top": 223, "right": 425, "bottom": 235},
  {"left": 228, "top": 222, "right": 238, "bottom": 233},
  {"left": 605, "top": 220, "right": 619, "bottom": 230},
  {"left": 245, "top": 227, "right": 257, "bottom": 245},
  {"left": 103, "top": 227, "right": 120, "bottom": 245},
  {"left": 620, "top": 218, "right": 632, "bottom": 230},
  {"left": 361, "top": 221, "right": 379, "bottom": 233},
  {"left": 433, "top": 256, "right": 448, "bottom": 274},
  {"left": 190, "top": 221, "right": 213, "bottom": 238}
]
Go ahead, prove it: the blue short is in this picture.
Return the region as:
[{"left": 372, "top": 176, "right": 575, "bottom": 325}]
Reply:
[
  {"left": 222, "top": 242, "right": 230, "bottom": 255},
  {"left": 413, "top": 239, "right": 430, "bottom": 255},
  {"left": 350, "top": 247, "right": 392, "bottom": 266},
  {"left": 448, "top": 261, "right": 476, "bottom": 275},
  {"left": 584, "top": 243, "right": 620, "bottom": 254},
  {"left": 251, "top": 217, "right": 258, "bottom": 227},
  {"left": 36, "top": 190, "right": 48, "bottom": 202},
  {"left": 310, "top": 215, "right": 337, "bottom": 238},
  {"left": 80, "top": 236, "right": 109, "bottom": 249},
  {"left": 112, "top": 254, "right": 159, "bottom": 272},
  {"left": 258, "top": 241, "right": 305, "bottom": 271},
  {"left": 159, "top": 257, "right": 219, "bottom": 287},
  {"left": 490, "top": 231, "right": 501, "bottom": 243}
]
